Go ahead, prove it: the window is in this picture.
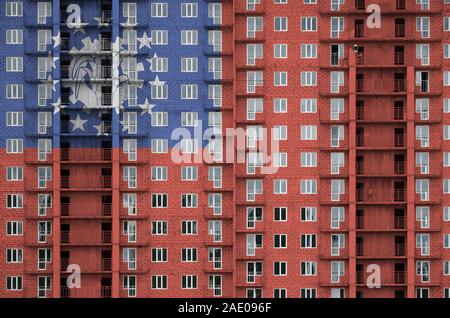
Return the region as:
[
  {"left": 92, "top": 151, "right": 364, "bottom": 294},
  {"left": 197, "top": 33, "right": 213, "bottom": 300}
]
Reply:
[
  {"left": 181, "top": 193, "right": 198, "bottom": 208},
  {"left": 6, "top": 2, "right": 23, "bottom": 16},
  {"left": 151, "top": 112, "right": 168, "bottom": 127},
  {"left": 38, "top": 194, "right": 52, "bottom": 216},
  {"left": 181, "top": 3, "right": 198, "bottom": 18},
  {"left": 181, "top": 30, "right": 198, "bottom": 45},
  {"left": 274, "top": 72, "right": 288, "bottom": 86},
  {"left": 300, "top": 207, "right": 318, "bottom": 224},
  {"left": 273, "top": 126, "right": 287, "bottom": 140},
  {"left": 181, "top": 85, "right": 198, "bottom": 99},
  {"left": 6, "top": 276, "right": 22, "bottom": 290},
  {"left": 246, "top": 179, "right": 263, "bottom": 201},
  {"left": 151, "top": 221, "right": 168, "bottom": 235},
  {"left": 301, "top": 44, "right": 317, "bottom": 58},
  {"left": 182, "top": 248, "right": 197, "bottom": 262},
  {"left": 6, "top": 112, "right": 23, "bottom": 126},
  {"left": 6, "top": 221, "right": 23, "bottom": 235},
  {"left": 331, "top": 152, "right": 345, "bottom": 174},
  {"left": 6, "top": 57, "right": 22, "bottom": 72},
  {"left": 37, "top": 2, "right": 51, "bottom": 24},
  {"left": 416, "top": 260, "right": 430, "bottom": 283},
  {"left": 182, "top": 275, "right": 197, "bottom": 289},
  {"left": 274, "top": 179, "right": 287, "bottom": 194},
  {"left": 208, "top": 3, "right": 222, "bottom": 25},
  {"left": 123, "top": 275, "right": 136, "bottom": 297},
  {"left": 181, "top": 166, "right": 198, "bottom": 181},
  {"left": 331, "top": 207, "right": 345, "bottom": 229},
  {"left": 331, "top": 179, "right": 345, "bottom": 201},
  {"left": 274, "top": 44, "right": 287, "bottom": 58},
  {"left": 247, "top": 44, "right": 263, "bottom": 65},
  {"left": 330, "top": 17, "right": 344, "bottom": 38},
  {"left": 123, "top": 193, "right": 137, "bottom": 215},
  {"left": 181, "top": 221, "right": 197, "bottom": 235},
  {"left": 123, "top": 166, "right": 137, "bottom": 188},
  {"left": 416, "top": 17, "right": 430, "bottom": 38},
  {"left": 274, "top": 262, "right": 287, "bottom": 275},
  {"left": 208, "top": 193, "right": 222, "bottom": 215},
  {"left": 274, "top": 207, "right": 287, "bottom": 222},
  {"left": 7, "top": 194, "right": 23, "bottom": 208},
  {"left": 274, "top": 152, "right": 287, "bottom": 168},
  {"left": 300, "top": 261, "right": 317, "bottom": 276},
  {"left": 301, "top": 234, "right": 317, "bottom": 248},
  {"left": 38, "top": 112, "right": 52, "bottom": 134},
  {"left": 247, "top": 17, "right": 263, "bottom": 38},
  {"left": 151, "top": 248, "right": 167, "bottom": 262},
  {"left": 38, "top": 57, "right": 51, "bottom": 79},
  {"left": 208, "top": 221, "right": 222, "bottom": 242},
  {"left": 123, "top": 139, "right": 137, "bottom": 161},
  {"left": 301, "top": 125, "right": 317, "bottom": 140},
  {"left": 181, "top": 57, "right": 197, "bottom": 73},
  {"left": 37, "top": 29, "right": 51, "bottom": 51},
  {"left": 152, "top": 194, "right": 168, "bottom": 208},
  {"left": 300, "top": 180, "right": 317, "bottom": 194},
  {"left": 6, "top": 166, "right": 23, "bottom": 181},
  {"left": 301, "top": 17, "right": 317, "bottom": 31},
  {"left": 6, "top": 249, "right": 22, "bottom": 263},
  {"left": 38, "top": 166, "right": 52, "bottom": 188},
  {"left": 209, "top": 85, "right": 222, "bottom": 107},
  {"left": 150, "top": 56, "right": 168, "bottom": 72},
  {"left": 180, "top": 139, "right": 199, "bottom": 153},
  {"left": 274, "top": 98, "right": 287, "bottom": 113},
  {"left": 301, "top": 72, "right": 317, "bottom": 86},
  {"left": 151, "top": 3, "right": 168, "bottom": 17},
  {"left": 151, "top": 30, "right": 168, "bottom": 45},
  {"left": 151, "top": 166, "right": 167, "bottom": 181},
  {"left": 274, "top": 17, "right": 288, "bottom": 31},
  {"left": 151, "top": 276, "right": 168, "bottom": 289},
  {"left": 301, "top": 152, "right": 317, "bottom": 167},
  {"left": 6, "top": 139, "right": 23, "bottom": 153},
  {"left": 300, "top": 98, "right": 317, "bottom": 113},
  {"left": 208, "top": 30, "right": 222, "bottom": 52},
  {"left": 6, "top": 84, "right": 23, "bottom": 99},
  {"left": 331, "top": 98, "right": 345, "bottom": 120},
  {"left": 209, "top": 58, "right": 222, "bottom": 79},
  {"left": 38, "top": 84, "right": 52, "bottom": 107},
  {"left": 247, "top": 99, "right": 263, "bottom": 120},
  {"left": 151, "top": 139, "right": 168, "bottom": 153},
  {"left": 6, "top": 29, "right": 22, "bottom": 44},
  {"left": 123, "top": 2, "right": 137, "bottom": 24}
]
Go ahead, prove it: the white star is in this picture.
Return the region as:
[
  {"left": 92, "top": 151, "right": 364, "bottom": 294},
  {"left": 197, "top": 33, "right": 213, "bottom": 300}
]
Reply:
[
  {"left": 137, "top": 32, "right": 151, "bottom": 49},
  {"left": 52, "top": 98, "right": 61, "bottom": 114},
  {"left": 52, "top": 31, "right": 61, "bottom": 48},
  {"left": 52, "top": 80, "right": 60, "bottom": 92},
  {"left": 93, "top": 123, "right": 109, "bottom": 136},
  {"left": 119, "top": 120, "right": 128, "bottom": 132},
  {"left": 70, "top": 114, "right": 88, "bottom": 131},
  {"left": 52, "top": 56, "right": 60, "bottom": 69},
  {"left": 138, "top": 98, "right": 155, "bottom": 116},
  {"left": 150, "top": 75, "right": 165, "bottom": 86},
  {"left": 71, "top": 22, "right": 88, "bottom": 34}
]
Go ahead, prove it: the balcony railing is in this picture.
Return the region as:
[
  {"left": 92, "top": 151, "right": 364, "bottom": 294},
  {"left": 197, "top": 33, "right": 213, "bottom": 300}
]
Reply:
[
  {"left": 356, "top": 271, "right": 364, "bottom": 284},
  {"left": 356, "top": 244, "right": 364, "bottom": 256},
  {"left": 356, "top": 52, "right": 404, "bottom": 66},
  {"left": 395, "top": 24, "right": 405, "bottom": 38},
  {"left": 60, "top": 231, "right": 112, "bottom": 244},
  {"left": 101, "top": 10, "right": 111, "bottom": 24},
  {"left": 60, "top": 176, "right": 112, "bottom": 189},
  {"left": 395, "top": 271, "right": 406, "bottom": 284},
  {"left": 61, "top": 148, "right": 112, "bottom": 162},
  {"left": 356, "top": 189, "right": 406, "bottom": 202},
  {"left": 394, "top": 216, "right": 405, "bottom": 229},
  {"left": 60, "top": 203, "right": 112, "bottom": 217},
  {"left": 394, "top": 162, "right": 405, "bottom": 174},
  {"left": 395, "top": 134, "right": 405, "bottom": 147},
  {"left": 395, "top": 244, "right": 406, "bottom": 256},
  {"left": 60, "top": 258, "right": 111, "bottom": 272},
  {"left": 356, "top": 79, "right": 406, "bottom": 93},
  {"left": 61, "top": 286, "right": 112, "bottom": 298},
  {"left": 356, "top": 216, "right": 364, "bottom": 229}
]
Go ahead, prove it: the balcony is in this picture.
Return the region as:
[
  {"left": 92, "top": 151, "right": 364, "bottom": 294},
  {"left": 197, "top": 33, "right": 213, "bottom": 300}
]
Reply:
[
  {"left": 356, "top": 52, "right": 405, "bottom": 66},
  {"left": 60, "top": 231, "right": 112, "bottom": 245},
  {"left": 61, "top": 286, "right": 111, "bottom": 298},
  {"left": 355, "top": 216, "right": 405, "bottom": 231},
  {"left": 355, "top": 162, "right": 405, "bottom": 176},
  {"left": 356, "top": 271, "right": 406, "bottom": 286},
  {"left": 61, "top": 148, "right": 112, "bottom": 162},
  {"left": 61, "top": 258, "right": 111, "bottom": 272},
  {"left": 60, "top": 203, "right": 112, "bottom": 218},
  {"left": 61, "top": 121, "right": 111, "bottom": 134},
  {"left": 356, "top": 244, "right": 406, "bottom": 258},
  {"left": 356, "top": 79, "right": 406, "bottom": 94},
  {"left": 356, "top": 189, "right": 406, "bottom": 203},
  {"left": 61, "top": 176, "right": 112, "bottom": 189},
  {"left": 100, "top": 10, "right": 111, "bottom": 24}
]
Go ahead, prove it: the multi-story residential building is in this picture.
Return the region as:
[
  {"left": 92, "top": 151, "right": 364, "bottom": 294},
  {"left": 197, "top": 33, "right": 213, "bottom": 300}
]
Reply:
[{"left": 1, "top": 0, "right": 450, "bottom": 299}]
